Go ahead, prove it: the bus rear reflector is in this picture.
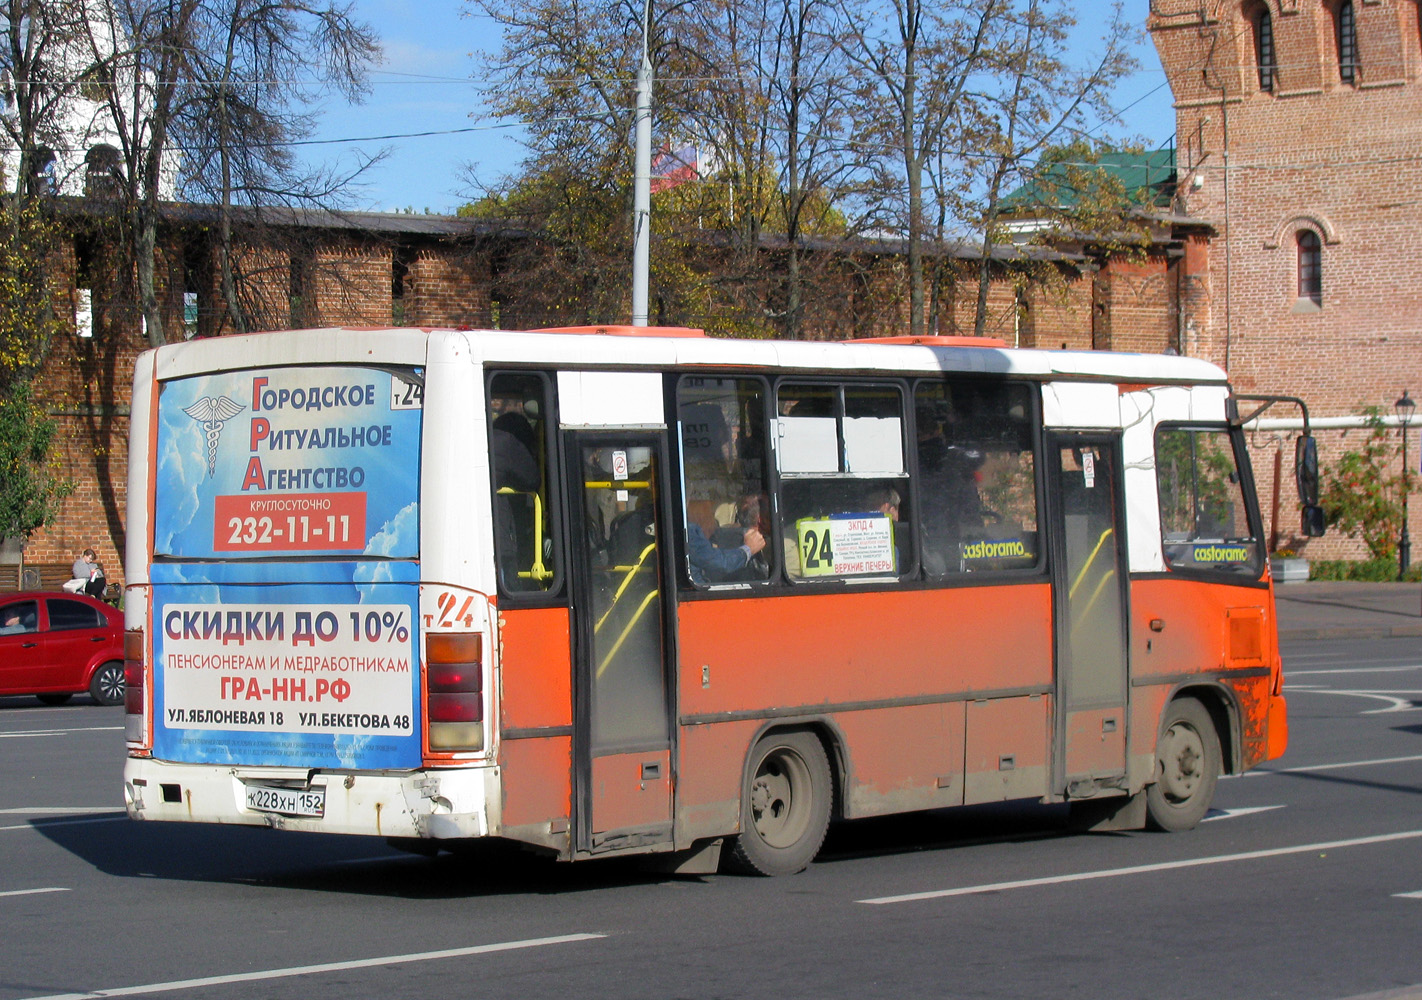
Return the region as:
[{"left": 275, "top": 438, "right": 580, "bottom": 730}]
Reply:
[
  {"left": 425, "top": 633, "right": 483, "bottom": 752},
  {"left": 124, "top": 630, "right": 145, "bottom": 743}
]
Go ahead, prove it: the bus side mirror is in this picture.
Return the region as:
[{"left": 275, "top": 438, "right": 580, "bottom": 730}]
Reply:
[
  {"left": 1301, "top": 504, "right": 1326, "bottom": 537},
  {"left": 1295, "top": 435, "right": 1319, "bottom": 506},
  {"left": 1296, "top": 436, "right": 1325, "bottom": 536}
]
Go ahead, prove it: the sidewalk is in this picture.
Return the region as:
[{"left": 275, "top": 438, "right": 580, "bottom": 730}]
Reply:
[{"left": 1272, "top": 581, "right": 1422, "bottom": 641}]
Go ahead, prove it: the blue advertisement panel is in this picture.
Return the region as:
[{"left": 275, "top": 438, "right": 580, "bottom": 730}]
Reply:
[{"left": 151, "top": 366, "right": 424, "bottom": 769}]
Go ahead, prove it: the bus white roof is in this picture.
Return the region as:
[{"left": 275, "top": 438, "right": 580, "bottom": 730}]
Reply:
[{"left": 147, "top": 325, "right": 1230, "bottom": 386}]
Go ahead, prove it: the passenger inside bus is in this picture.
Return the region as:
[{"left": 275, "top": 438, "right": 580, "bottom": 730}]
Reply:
[{"left": 684, "top": 495, "right": 766, "bottom": 586}]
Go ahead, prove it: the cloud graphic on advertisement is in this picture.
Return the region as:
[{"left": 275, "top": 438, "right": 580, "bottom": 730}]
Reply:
[
  {"left": 154, "top": 380, "right": 216, "bottom": 550},
  {"left": 354, "top": 502, "right": 418, "bottom": 596}
]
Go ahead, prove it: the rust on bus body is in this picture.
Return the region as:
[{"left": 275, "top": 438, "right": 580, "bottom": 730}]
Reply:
[
  {"left": 1128, "top": 577, "right": 1285, "bottom": 771},
  {"left": 590, "top": 749, "right": 672, "bottom": 835}
]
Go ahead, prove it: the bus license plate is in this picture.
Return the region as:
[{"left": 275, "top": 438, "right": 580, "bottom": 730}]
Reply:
[{"left": 244, "top": 783, "right": 325, "bottom": 818}]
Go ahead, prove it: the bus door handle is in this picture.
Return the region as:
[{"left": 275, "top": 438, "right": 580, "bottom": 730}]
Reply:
[
  {"left": 640, "top": 762, "right": 661, "bottom": 781},
  {"left": 1149, "top": 618, "right": 1166, "bottom": 632}
]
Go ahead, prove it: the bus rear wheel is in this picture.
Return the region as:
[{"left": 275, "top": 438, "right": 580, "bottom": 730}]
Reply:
[
  {"left": 725, "top": 731, "right": 831, "bottom": 876},
  {"left": 1146, "top": 697, "right": 1220, "bottom": 832}
]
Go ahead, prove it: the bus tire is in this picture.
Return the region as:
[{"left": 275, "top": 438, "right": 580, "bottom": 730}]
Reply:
[
  {"left": 1146, "top": 697, "right": 1220, "bottom": 832},
  {"left": 724, "top": 731, "right": 832, "bottom": 876}
]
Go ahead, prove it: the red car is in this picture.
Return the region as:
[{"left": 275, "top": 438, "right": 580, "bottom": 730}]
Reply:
[{"left": 0, "top": 592, "right": 125, "bottom": 706}]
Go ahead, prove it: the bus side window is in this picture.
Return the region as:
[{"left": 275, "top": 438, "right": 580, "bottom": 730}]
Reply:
[
  {"left": 676, "top": 375, "right": 772, "bottom": 589},
  {"left": 1155, "top": 426, "right": 1262, "bottom": 575},
  {"left": 915, "top": 379, "right": 1039, "bottom": 576},
  {"left": 488, "top": 371, "right": 558, "bottom": 593},
  {"left": 776, "top": 382, "right": 911, "bottom": 582}
]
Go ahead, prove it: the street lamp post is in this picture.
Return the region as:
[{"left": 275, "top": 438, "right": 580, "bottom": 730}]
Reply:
[{"left": 1397, "top": 389, "right": 1416, "bottom": 580}]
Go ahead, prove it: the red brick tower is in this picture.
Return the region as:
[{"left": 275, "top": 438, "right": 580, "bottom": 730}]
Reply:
[{"left": 1151, "top": 0, "right": 1422, "bottom": 556}]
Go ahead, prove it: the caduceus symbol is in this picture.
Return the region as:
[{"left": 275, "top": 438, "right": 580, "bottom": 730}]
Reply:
[{"left": 183, "top": 395, "right": 246, "bottom": 477}]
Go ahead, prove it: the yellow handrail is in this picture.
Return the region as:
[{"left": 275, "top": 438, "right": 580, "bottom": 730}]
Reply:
[
  {"left": 1068, "top": 528, "right": 1114, "bottom": 600},
  {"left": 596, "top": 588, "right": 660, "bottom": 679},
  {"left": 594, "top": 542, "right": 657, "bottom": 634},
  {"left": 496, "top": 487, "right": 553, "bottom": 581},
  {"left": 1068, "top": 527, "right": 1117, "bottom": 626}
]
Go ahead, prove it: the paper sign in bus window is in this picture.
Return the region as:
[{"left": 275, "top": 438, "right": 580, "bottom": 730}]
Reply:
[{"left": 796, "top": 513, "right": 896, "bottom": 577}]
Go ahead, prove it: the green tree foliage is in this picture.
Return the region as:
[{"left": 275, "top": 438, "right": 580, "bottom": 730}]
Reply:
[
  {"left": 955, "top": 1, "right": 1139, "bottom": 337},
  {"left": 1320, "top": 409, "right": 1407, "bottom": 561},
  {"left": 463, "top": 0, "right": 869, "bottom": 337},
  {"left": 0, "top": 205, "right": 71, "bottom": 539},
  {"left": 464, "top": 0, "right": 1145, "bottom": 339}
]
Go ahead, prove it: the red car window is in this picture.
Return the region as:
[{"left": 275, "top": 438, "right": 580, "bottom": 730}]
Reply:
[{"left": 47, "top": 598, "right": 104, "bottom": 631}]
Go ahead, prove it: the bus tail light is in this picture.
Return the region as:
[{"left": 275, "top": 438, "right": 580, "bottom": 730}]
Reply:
[
  {"left": 124, "top": 630, "right": 146, "bottom": 742},
  {"left": 426, "top": 633, "right": 484, "bottom": 752}
]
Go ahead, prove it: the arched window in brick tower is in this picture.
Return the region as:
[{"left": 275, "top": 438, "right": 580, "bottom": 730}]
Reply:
[
  {"left": 1297, "top": 230, "right": 1322, "bottom": 306},
  {"left": 1251, "top": 4, "right": 1276, "bottom": 92},
  {"left": 1334, "top": 0, "right": 1359, "bottom": 84}
]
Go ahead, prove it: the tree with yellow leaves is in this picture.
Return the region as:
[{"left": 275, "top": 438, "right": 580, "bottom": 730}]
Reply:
[{"left": 0, "top": 203, "right": 71, "bottom": 542}]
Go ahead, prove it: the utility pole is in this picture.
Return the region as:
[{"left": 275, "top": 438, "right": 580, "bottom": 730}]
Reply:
[{"left": 631, "top": 0, "right": 652, "bottom": 327}]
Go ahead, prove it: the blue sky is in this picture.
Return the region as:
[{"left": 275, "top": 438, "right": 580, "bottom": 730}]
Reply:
[{"left": 305, "top": 0, "right": 1177, "bottom": 215}]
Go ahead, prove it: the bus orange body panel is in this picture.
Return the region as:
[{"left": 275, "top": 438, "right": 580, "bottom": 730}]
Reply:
[
  {"left": 1128, "top": 577, "right": 1285, "bottom": 770},
  {"left": 497, "top": 607, "right": 574, "bottom": 841},
  {"left": 676, "top": 583, "right": 1053, "bottom": 828}
]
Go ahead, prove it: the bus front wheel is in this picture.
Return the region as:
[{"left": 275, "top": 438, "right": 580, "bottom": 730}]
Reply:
[
  {"left": 725, "top": 731, "right": 831, "bottom": 876},
  {"left": 1146, "top": 698, "right": 1220, "bottom": 832}
]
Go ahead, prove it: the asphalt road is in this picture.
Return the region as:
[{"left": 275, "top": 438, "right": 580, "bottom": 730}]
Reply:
[{"left": 3, "top": 634, "right": 1420, "bottom": 1000}]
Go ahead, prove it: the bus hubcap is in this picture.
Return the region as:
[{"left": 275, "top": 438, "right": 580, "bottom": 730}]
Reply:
[{"left": 1160, "top": 723, "right": 1203, "bottom": 801}]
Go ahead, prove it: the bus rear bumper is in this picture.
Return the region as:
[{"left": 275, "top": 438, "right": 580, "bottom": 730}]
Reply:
[{"left": 123, "top": 757, "right": 498, "bottom": 840}]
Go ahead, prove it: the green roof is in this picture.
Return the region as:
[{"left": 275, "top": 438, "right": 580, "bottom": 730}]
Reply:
[{"left": 1004, "top": 148, "right": 1176, "bottom": 211}]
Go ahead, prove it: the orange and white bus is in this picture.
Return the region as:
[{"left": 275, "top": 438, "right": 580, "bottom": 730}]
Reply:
[{"left": 122, "top": 325, "right": 1316, "bottom": 875}]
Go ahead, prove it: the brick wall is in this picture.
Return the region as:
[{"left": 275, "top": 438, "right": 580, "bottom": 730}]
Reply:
[
  {"left": 405, "top": 250, "right": 492, "bottom": 328},
  {"left": 1151, "top": 0, "right": 1422, "bottom": 559},
  {"left": 15, "top": 206, "right": 1187, "bottom": 583}
]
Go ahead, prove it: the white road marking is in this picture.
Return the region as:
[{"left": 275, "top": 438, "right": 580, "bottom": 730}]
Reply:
[
  {"left": 1236, "top": 754, "right": 1422, "bottom": 778},
  {"left": 857, "top": 829, "right": 1422, "bottom": 905},
  {"left": 1284, "top": 688, "right": 1422, "bottom": 713},
  {"left": 1288, "top": 666, "right": 1422, "bottom": 676},
  {"left": 0, "top": 814, "right": 127, "bottom": 832},
  {"left": 0, "top": 887, "right": 69, "bottom": 898},
  {"left": 0, "top": 807, "right": 121, "bottom": 814},
  {"left": 0, "top": 727, "right": 124, "bottom": 739},
  {"left": 1394, "top": 891, "right": 1422, "bottom": 900},
  {"left": 18, "top": 933, "right": 607, "bottom": 1000},
  {"left": 1202, "top": 805, "right": 1285, "bottom": 822}
]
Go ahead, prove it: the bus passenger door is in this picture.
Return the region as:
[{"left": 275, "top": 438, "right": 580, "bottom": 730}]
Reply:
[
  {"left": 1048, "top": 432, "right": 1130, "bottom": 797},
  {"left": 566, "top": 432, "right": 675, "bottom": 855}
]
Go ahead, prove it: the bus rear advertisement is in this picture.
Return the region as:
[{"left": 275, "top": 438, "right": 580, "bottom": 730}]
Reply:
[
  {"left": 122, "top": 325, "right": 1315, "bottom": 875},
  {"left": 145, "top": 363, "right": 424, "bottom": 774}
]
